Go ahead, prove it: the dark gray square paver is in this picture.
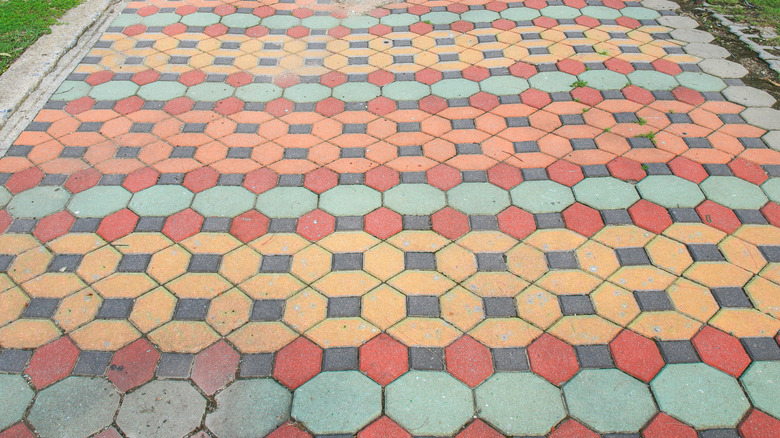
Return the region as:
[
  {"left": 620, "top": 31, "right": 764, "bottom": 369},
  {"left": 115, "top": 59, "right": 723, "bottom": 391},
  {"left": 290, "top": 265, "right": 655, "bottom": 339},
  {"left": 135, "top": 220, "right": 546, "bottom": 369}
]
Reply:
[
  {"left": 188, "top": 254, "right": 222, "bottom": 272},
  {"left": 173, "top": 299, "right": 210, "bottom": 320},
  {"left": 576, "top": 344, "right": 615, "bottom": 368},
  {"left": 483, "top": 297, "right": 517, "bottom": 318},
  {"left": 332, "top": 253, "right": 363, "bottom": 271},
  {"left": 96, "top": 298, "right": 134, "bottom": 319},
  {"left": 475, "top": 253, "right": 506, "bottom": 272},
  {"left": 405, "top": 252, "right": 436, "bottom": 270},
  {"left": 322, "top": 348, "right": 359, "bottom": 371},
  {"left": 156, "top": 353, "right": 194, "bottom": 378},
  {"left": 407, "top": 296, "right": 440, "bottom": 317},
  {"left": 410, "top": 347, "right": 445, "bottom": 370},
  {"left": 251, "top": 300, "right": 285, "bottom": 321},
  {"left": 327, "top": 296, "right": 361, "bottom": 317},
  {"left": 658, "top": 340, "right": 700, "bottom": 363},
  {"left": 73, "top": 351, "right": 113, "bottom": 376},
  {"left": 741, "top": 337, "right": 780, "bottom": 361},
  {"left": 710, "top": 287, "right": 753, "bottom": 308},
  {"left": 239, "top": 353, "right": 274, "bottom": 377},
  {"left": 545, "top": 251, "right": 579, "bottom": 269},
  {"left": 615, "top": 247, "right": 651, "bottom": 266},
  {"left": 633, "top": 290, "right": 674, "bottom": 312},
  {"left": 22, "top": 297, "right": 60, "bottom": 318},
  {"left": 686, "top": 244, "right": 725, "bottom": 262},
  {"left": 117, "top": 253, "right": 152, "bottom": 272},
  {"left": 492, "top": 348, "right": 529, "bottom": 371},
  {"left": 260, "top": 255, "right": 292, "bottom": 273},
  {"left": 558, "top": 295, "right": 595, "bottom": 315},
  {"left": 0, "top": 349, "right": 31, "bottom": 372},
  {"left": 48, "top": 254, "right": 82, "bottom": 272}
]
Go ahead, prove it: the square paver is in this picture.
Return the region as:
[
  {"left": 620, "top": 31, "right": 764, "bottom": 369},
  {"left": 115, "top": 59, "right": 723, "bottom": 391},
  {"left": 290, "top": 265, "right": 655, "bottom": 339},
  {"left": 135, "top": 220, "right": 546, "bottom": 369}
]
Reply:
[
  {"left": 658, "top": 340, "right": 700, "bottom": 363},
  {"left": 260, "top": 255, "right": 292, "bottom": 273},
  {"left": 710, "top": 287, "right": 753, "bottom": 308},
  {"left": 22, "top": 298, "right": 60, "bottom": 318},
  {"left": 492, "top": 348, "right": 529, "bottom": 371},
  {"left": 73, "top": 351, "right": 113, "bottom": 376},
  {"left": 686, "top": 244, "right": 725, "bottom": 262},
  {"left": 576, "top": 345, "right": 615, "bottom": 368},
  {"left": 156, "top": 353, "right": 194, "bottom": 378},
  {"left": 327, "top": 296, "right": 361, "bottom": 317},
  {"left": 173, "top": 299, "right": 210, "bottom": 321},
  {"left": 558, "top": 295, "right": 595, "bottom": 315},
  {"left": 545, "top": 251, "right": 579, "bottom": 269},
  {"left": 188, "top": 254, "right": 222, "bottom": 273},
  {"left": 332, "top": 253, "right": 363, "bottom": 271},
  {"left": 633, "top": 290, "right": 674, "bottom": 312},
  {"left": 47, "top": 254, "right": 82, "bottom": 273},
  {"left": 251, "top": 300, "right": 285, "bottom": 321},
  {"left": 483, "top": 297, "right": 517, "bottom": 318},
  {"left": 410, "top": 347, "right": 445, "bottom": 370},
  {"left": 322, "top": 348, "right": 359, "bottom": 371},
  {"left": 407, "top": 296, "right": 440, "bottom": 317},
  {"left": 239, "top": 354, "right": 274, "bottom": 377},
  {"left": 117, "top": 254, "right": 152, "bottom": 272},
  {"left": 615, "top": 247, "right": 651, "bottom": 266},
  {"left": 405, "top": 252, "right": 436, "bottom": 270},
  {"left": 740, "top": 338, "right": 780, "bottom": 361},
  {"left": 475, "top": 253, "right": 506, "bottom": 272},
  {"left": 0, "top": 349, "right": 31, "bottom": 372},
  {"left": 96, "top": 299, "right": 134, "bottom": 319}
]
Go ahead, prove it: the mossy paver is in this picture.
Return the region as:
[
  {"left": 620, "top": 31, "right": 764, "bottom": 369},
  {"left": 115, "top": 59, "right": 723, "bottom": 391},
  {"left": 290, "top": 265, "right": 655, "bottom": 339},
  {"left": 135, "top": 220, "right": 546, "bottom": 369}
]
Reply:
[
  {"left": 28, "top": 377, "right": 120, "bottom": 438},
  {"left": 651, "top": 363, "right": 750, "bottom": 428},
  {"left": 129, "top": 185, "right": 194, "bottom": 216},
  {"left": 476, "top": 373, "right": 565, "bottom": 436},
  {"left": 256, "top": 187, "right": 318, "bottom": 218},
  {"left": 192, "top": 186, "right": 256, "bottom": 217},
  {"left": 573, "top": 177, "right": 640, "bottom": 210},
  {"left": 636, "top": 175, "right": 705, "bottom": 208},
  {"left": 386, "top": 371, "right": 474, "bottom": 436},
  {"left": 0, "top": 375, "right": 33, "bottom": 431},
  {"left": 117, "top": 380, "right": 206, "bottom": 438},
  {"left": 206, "top": 379, "right": 292, "bottom": 438},
  {"left": 320, "top": 185, "right": 382, "bottom": 216},
  {"left": 511, "top": 180, "right": 575, "bottom": 213},
  {"left": 68, "top": 186, "right": 133, "bottom": 217},
  {"left": 448, "top": 182, "right": 511, "bottom": 215},
  {"left": 564, "top": 369, "right": 656, "bottom": 433},
  {"left": 292, "top": 371, "right": 382, "bottom": 435},
  {"left": 6, "top": 186, "right": 71, "bottom": 218},
  {"left": 384, "top": 184, "right": 446, "bottom": 215},
  {"left": 740, "top": 361, "right": 780, "bottom": 419},
  {"left": 700, "top": 176, "right": 768, "bottom": 209}
]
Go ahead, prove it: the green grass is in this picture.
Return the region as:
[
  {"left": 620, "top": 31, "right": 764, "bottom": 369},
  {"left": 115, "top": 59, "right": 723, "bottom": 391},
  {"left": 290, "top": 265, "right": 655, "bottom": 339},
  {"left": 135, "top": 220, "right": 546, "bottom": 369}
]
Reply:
[
  {"left": 708, "top": 0, "right": 780, "bottom": 42},
  {"left": 0, "top": 0, "right": 83, "bottom": 75}
]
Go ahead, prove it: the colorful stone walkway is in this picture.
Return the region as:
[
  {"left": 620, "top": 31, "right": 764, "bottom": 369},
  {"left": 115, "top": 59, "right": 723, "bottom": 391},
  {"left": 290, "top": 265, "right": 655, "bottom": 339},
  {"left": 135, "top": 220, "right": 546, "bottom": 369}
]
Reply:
[{"left": 1, "top": 0, "right": 780, "bottom": 436}]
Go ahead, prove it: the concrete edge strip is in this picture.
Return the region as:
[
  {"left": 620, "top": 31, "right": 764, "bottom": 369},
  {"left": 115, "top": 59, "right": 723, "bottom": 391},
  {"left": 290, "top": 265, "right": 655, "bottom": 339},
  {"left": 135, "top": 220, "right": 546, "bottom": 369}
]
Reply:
[
  {"left": 706, "top": 5, "right": 780, "bottom": 77},
  {"left": 0, "top": 0, "right": 130, "bottom": 152}
]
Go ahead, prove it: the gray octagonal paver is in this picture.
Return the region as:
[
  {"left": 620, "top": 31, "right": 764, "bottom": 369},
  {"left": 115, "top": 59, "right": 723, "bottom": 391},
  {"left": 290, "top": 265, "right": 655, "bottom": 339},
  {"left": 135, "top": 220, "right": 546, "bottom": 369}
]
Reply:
[
  {"left": 0, "top": 374, "right": 33, "bottom": 431},
  {"left": 117, "top": 380, "right": 206, "bottom": 438},
  {"left": 386, "top": 371, "right": 474, "bottom": 436},
  {"left": 636, "top": 175, "right": 705, "bottom": 208},
  {"left": 742, "top": 108, "right": 780, "bottom": 130},
  {"left": 683, "top": 42, "right": 730, "bottom": 59},
  {"left": 700, "top": 176, "right": 768, "bottom": 209},
  {"left": 722, "top": 86, "right": 776, "bottom": 107},
  {"left": 698, "top": 59, "right": 748, "bottom": 78},
  {"left": 564, "top": 369, "right": 657, "bottom": 433},
  {"left": 573, "top": 177, "right": 640, "bottom": 210},
  {"left": 29, "top": 377, "right": 120, "bottom": 438},
  {"left": 292, "top": 371, "right": 381, "bottom": 435},
  {"left": 651, "top": 363, "right": 749, "bottom": 429},
  {"left": 476, "top": 373, "right": 565, "bottom": 436},
  {"left": 207, "top": 379, "right": 292, "bottom": 438},
  {"left": 670, "top": 28, "right": 714, "bottom": 43}
]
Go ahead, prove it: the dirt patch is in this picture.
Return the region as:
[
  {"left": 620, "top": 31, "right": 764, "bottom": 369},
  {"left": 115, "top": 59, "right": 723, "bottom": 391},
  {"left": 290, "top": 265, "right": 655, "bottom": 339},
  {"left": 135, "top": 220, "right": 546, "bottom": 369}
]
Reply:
[
  {"left": 674, "top": 0, "right": 780, "bottom": 107},
  {"left": 333, "top": 0, "right": 394, "bottom": 16}
]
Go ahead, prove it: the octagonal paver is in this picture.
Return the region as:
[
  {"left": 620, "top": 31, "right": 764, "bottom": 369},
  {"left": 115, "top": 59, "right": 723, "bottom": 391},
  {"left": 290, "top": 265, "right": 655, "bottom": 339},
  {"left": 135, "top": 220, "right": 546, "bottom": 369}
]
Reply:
[
  {"left": 636, "top": 175, "right": 705, "bottom": 208},
  {"left": 320, "top": 185, "right": 382, "bottom": 216},
  {"left": 384, "top": 184, "right": 446, "bottom": 215},
  {"left": 117, "top": 380, "right": 206, "bottom": 438},
  {"left": 256, "top": 187, "right": 318, "bottom": 218},
  {"left": 386, "top": 371, "right": 474, "bottom": 436},
  {"left": 740, "top": 361, "right": 780, "bottom": 419},
  {"left": 700, "top": 176, "right": 768, "bottom": 209},
  {"left": 0, "top": 374, "right": 33, "bottom": 431},
  {"left": 476, "top": 372, "right": 565, "bottom": 436},
  {"left": 29, "top": 377, "right": 120, "bottom": 438},
  {"left": 628, "top": 71, "right": 679, "bottom": 90},
  {"left": 431, "top": 79, "right": 480, "bottom": 99},
  {"left": 284, "top": 83, "right": 331, "bottom": 103},
  {"left": 448, "top": 183, "right": 511, "bottom": 215},
  {"left": 480, "top": 76, "right": 530, "bottom": 95},
  {"left": 529, "top": 72, "right": 578, "bottom": 93},
  {"left": 676, "top": 72, "right": 726, "bottom": 92},
  {"left": 192, "top": 186, "right": 256, "bottom": 217},
  {"left": 52, "top": 80, "right": 91, "bottom": 100},
  {"left": 206, "top": 379, "right": 292, "bottom": 438},
  {"left": 333, "top": 83, "right": 381, "bottom": 102},
  {"left": 651, "top": 363, "right": 750, "bottom": 429},
  {"left": 761, "top": 178, "right": 780, "bottom": 203},
  {"left": 138, "top": 81, "right": 187, "bottom": 101},
  {"left": 68, "top": 186, "right": 132, "bottom": 217},
  {"left": 579, "top": 70, "right": 628, "bottom": 90},
  {"left": 6, "top": 186, "right": 72, "bottom": 218},
  {"left": 236, "top": 83, "right": 284, "bottom": 102},
  {"left": 383, "top": 81, "right": 431, "bottom": 101},
  {"left": 186, "top": 83, "right": 234, "bottom": 101},
  {"left": 510, "top": 180, "right": 575, "bottom": 213},
  {"left": 89, "top": 81, "right": 139, "bottom": 100},
  {"left": 129, "top": 185, "right": 194, "bottom": 216},
  {"left": 573, "top": 177, "right": 640, "bottom": 210},
  {"left": 292, "top": 371, "right": 381, "bottom": 435},
  {"left": 564, "top": 369, "right": 656, "bottom": 433}
]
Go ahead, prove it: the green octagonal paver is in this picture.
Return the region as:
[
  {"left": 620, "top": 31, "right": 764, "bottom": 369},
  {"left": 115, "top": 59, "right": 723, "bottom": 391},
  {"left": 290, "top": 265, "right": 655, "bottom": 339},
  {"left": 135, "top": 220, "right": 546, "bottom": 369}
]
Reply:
[
  {"left": 701, "top": 176, "right": 768, "bottom": 209},
  {"left": 256, "top": 187, "right": 317, "bottom": 218},
  {"left": 628, "top": 70, "right": 679, "bottom": 91},
  {"left": 676, "top": 72, "right": 726, "bottom": 92},
  {"left": 420, "top": 11, "right": 459, "bottom": 24},
  {"left": 380, "top": 13, "right": 419, "bottom": 26},
  {"left": 129, "top": 185, "right": 194, "bottom": 216},
  {"left": 111, "top": 13, "right": 143, "bottom": 27},
  {"left": 651, "top": 363, "right": 750, "bottom": 428},
  {"left": 573, "top": 177, "right": 640, "bottom": 210},
  {"left": 448, "top": 183, "right": 511, "bottom": 215},
  {"left": 89, "top": 81, "right": 139, "bottom": 101},
  {"left": 0, "top": 187, "right": 13, "bottom": 208},
  {"left": 207, "top": 379, "right": 292, "bottom": 438},
  {"left": 581, "top": 5, "right": 621, "bottom": 19},
  {"left": 138, "top": 81, "right": 187, "bottom": 101},
  {"left": 579, "top": 70, "right": 628, "bottom": 90},
  {"left": 142, "top": 12, "right": 181, "bottom": 27},
  {"left": 333, "top": 83, "right": 381, "bottom": 102},
  {"left": 236, "top": 83, "right": 284, "bottom": 102},
  {"left": 461, "top": 10, "right": 501, "bottom": 22},
  {"left": 180, "top": 12, "right": 220, "bottom": 26},
  {"left": 186, "top": 83, "right": 234, "bottom": 101},
  {"left": 192, "top": 186, "right": 256, "bottom": 217},
  {"left": 564, "top": 369, "right": 656, "bottom": 433},
  {"left": 292, "top": 371, "right": 381, "bottom": 435},
  {"left": 740, "top": 361, "right": 780, "bottom": 419},
  {"left": 384, "top": 184, "right": 446, "bottom": 215},
  {"left": 540, "top": 5, "right": 581, "bottom": 18},
  {"left": 620, "top": 6, "right": 660, "bottom": 19},
  {"left": 510, "top": 180, "right": 575, "bottom": 213},
  {"left": 284, "top": 83, "right": 331, "bottom": 103},
  {"left": 260, "top": 15, "right": 299, "bottom": 29},
  {"left": 68, "top": 186, "right": 132, "bottom": 217},
  {"left": 221, "top": 13, "right": 260, "bottom": 28},
  {"left": 301, "top": 15, "right": 339, "bottom": 29},
  {"left": 500, "top": 7, "right": 540, "bottom": 20},
  {"left": 476, "top": 373, "right": 565, "bottom": 436},
  {"left": 320, "top": 185, "right": 381, "bottom": 216},
  {"left": 7, "top": 186, "right": 71, "bottom": 218},
  {"left": 762, "top": 178, "right": 780, "bottom": 203},
  {"left": 29, "top": 377, "right": 120, "bottom": 438},
  {"left": 529, "top": 71, "right": 578, "bottom": 93},
  {"left": 386, "top": 371, "right": 474, "bottom": 436},
  {"left": 431, "top": 78, "right": 480, "bottom": 99},
  {"left": 341, "top": 15, "right": 379, "bottom": 28},
  {"left": 383, "top": 81, "right": 430, "bottom": 101},
  {"left": 636, "top": 175, "right": 705, "bottom": 208},
  {"left": 52, "top": 80, "right": 91, "bottom": 101},
  {"left": 480, "top": 76, "right": 529, "bottom": 95},
  {"left": 0, "top": 374, "right": 33, "bottom": 431}
]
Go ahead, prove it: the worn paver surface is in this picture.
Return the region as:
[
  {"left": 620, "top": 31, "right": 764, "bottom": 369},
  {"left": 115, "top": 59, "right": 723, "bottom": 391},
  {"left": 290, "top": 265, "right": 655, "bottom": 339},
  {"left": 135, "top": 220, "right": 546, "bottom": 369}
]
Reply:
[{"left": 0, "top": 0, "right": 780, "bottom": 435}]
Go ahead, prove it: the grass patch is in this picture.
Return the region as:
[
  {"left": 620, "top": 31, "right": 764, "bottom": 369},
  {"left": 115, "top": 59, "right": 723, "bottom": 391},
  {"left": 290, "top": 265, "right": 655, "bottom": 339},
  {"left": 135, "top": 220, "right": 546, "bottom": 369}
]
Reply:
[
  {"left": 708, "top": 0, "right": 780, "bottom": 42},
  {"left": 0, "top": 0, "right": 83, "bottom": 75}
]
